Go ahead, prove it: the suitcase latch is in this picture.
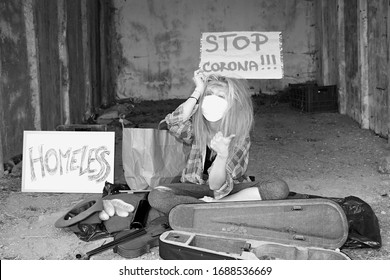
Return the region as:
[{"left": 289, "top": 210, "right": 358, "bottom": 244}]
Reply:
[
  {"left": 242, "top": 243, "right": 251, "bottom": 252},
  {"left": 291, "top": 205, "right": 303, "bottom": 211},
  {"left": 293, "top": 235, "right": 306, "bottom": 241}
]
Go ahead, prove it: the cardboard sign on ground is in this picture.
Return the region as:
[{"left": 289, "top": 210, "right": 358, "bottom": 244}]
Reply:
[
  {"left": 22, "top": 131, "right": 115, "bottom": 193},
  {"left": 200, "top": 31, "right": 283, "bottom": 79}
]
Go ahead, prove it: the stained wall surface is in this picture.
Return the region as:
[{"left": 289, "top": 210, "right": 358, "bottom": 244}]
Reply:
[{"left": 111, "top": 0, "right": 318, "bottom": 100}]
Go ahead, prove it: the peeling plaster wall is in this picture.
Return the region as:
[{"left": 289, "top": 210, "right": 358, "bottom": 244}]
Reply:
[{"left": 111, "top": 0, "right": 317, "bottom": 100}]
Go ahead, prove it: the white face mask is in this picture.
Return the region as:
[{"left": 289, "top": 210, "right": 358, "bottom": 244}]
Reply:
[{"left": 201, "top": 95, "right": 228, "bottom": 122}]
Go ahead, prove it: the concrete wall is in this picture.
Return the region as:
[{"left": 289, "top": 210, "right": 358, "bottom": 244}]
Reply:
[{"left": 111, "top": 0, "right": 318, "bottom": 100}]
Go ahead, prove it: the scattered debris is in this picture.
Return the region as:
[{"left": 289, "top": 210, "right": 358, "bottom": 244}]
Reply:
[
  {"left": 378, "top": 156, "right": 390, "bottom": 174},
  {"left": 97, "top": 110, "right": 119, "bottom": 124},
  {"left": 3, "top": 154, "right": 23, "bottom": 175}
]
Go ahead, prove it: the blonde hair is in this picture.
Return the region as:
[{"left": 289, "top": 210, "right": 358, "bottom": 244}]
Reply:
[{"left": 192, "top": 74, "right": 254, "bottom": 154}]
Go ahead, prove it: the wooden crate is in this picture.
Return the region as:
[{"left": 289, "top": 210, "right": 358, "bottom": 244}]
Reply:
[{"left": 289, "top": 83, "right": 338, "bottom": 113}]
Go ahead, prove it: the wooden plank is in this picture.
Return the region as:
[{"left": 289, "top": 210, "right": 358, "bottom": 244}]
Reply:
[
  {"left": 337, "top": 0, "right": 347, "bottom": 114},
  {"left": 316, "top": 0, "right": 338, "bottom": 87},
  {"left": 58, "top": 0, "right": 70, "bottom": 125},
  {"left": 0, "top": 32, "right": 3, "bottom": 178},
  {"left": 66, "top": 0, "right": 86, "bottom": 124},
  {"left": 388, "top": 0, "right": 390, "bottom": 143},
  {"left": 378, "top": 0, "right": 388, "bottom": 136},
  {"left": 321, "top": 0, "right": 329, "bottom": 85},
  {"left": 24, "top": 0, "right": 41, "bottom": 130},
  {"left": 367, "top": 0, "right": 388, "bottom": 136},
  {"left": 358, "top": 0, "right": 369, "bottom": 129},
  {"left": 35, "top": 0, "right": 62, "bottom": 130},
  {"left": 324, "top": 0, "right": 338, "bottom": 86},
  {"left": 315, "top": 0, "right": 323, "bottom": 85},
  {"left": 367, "top": 0, "right": 377, "bottom": 132},
  {"left": 329, "top": 0, "right": 339, "bottom": 85},
  {"left": 81, "top": 0, "right": 92, "bottom": 120},
  {"left": 344, "top": 0, "right": 359, "bottom": 121},
  {"left": 89, "top": 0, "right": 101, "bottom": 110},
  {"left": 99, "top": 0, "right": 109, "bottom": 107},
  {"left": 0, "top": 130, "right": 3, "bottom": 177}
]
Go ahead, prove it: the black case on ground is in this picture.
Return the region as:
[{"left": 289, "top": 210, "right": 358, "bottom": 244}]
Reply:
[{"left": 159, "top": 199, "right": 350, "bottom": 260}]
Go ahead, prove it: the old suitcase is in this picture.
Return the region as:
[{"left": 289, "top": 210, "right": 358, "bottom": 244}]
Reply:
[{"left": 159, "top": 198, "right": 350, "bottom": 260}]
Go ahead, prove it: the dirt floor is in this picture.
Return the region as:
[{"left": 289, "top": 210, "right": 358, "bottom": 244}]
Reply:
[{"left": 0, "top": 97, "right": 389, "bottom": 260}]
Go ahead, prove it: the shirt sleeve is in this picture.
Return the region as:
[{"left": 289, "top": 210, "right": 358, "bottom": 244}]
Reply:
[
  {"left": 163, "top": 103, "right": 198, "bottom": 144},
  {"left": 213, "top": 138, "right": 251, "bottom": 199}
]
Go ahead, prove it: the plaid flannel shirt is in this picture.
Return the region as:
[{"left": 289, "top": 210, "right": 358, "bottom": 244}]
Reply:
[{"left": 164, "top": 103, "right": 252, "bottom": 199}]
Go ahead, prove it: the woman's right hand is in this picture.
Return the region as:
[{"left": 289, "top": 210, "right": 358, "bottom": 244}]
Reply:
[{"left": 192, "top": 69, "right": 206, "bottom": 94}]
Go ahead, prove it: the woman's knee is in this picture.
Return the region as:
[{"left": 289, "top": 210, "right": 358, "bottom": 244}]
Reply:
[
  {"left": 148, "top": 186, "right": 173, "bottom": 213},
  {"left": 257, "top": 177, "right": 290, "bottom": 200},
  {"left": 273, "top": 178, "right": 290, "bottom": 199}
]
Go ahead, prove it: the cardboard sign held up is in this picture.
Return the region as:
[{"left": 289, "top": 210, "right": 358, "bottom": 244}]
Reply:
[
  {"left": 22, "top": 131, "right": 115, "bottom": 193},
  {"left": 200, "top": 31, "right": 283, "bottom": 79}
]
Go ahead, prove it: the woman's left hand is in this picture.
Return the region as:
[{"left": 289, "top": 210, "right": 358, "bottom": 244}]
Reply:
[
  {"left": 199, "top": 196, "right": 215, "bottom": 202},
  {"left": 210, "top": 132, "right": 235, "bottom": 158}
]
